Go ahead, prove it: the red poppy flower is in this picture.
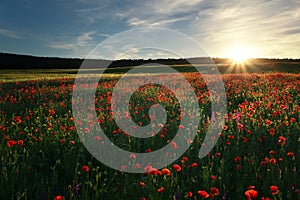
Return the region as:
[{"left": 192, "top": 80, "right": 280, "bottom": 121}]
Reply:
[
  {"left": 228, "top": 135, "right": 235, "bottom": 139},
  {"left": 234, "top": 156, "right": 241, "bottom": 163},
  {"left": 270, "top": 186, "right": 279, "bottom": 194},
  {"left": 181, "top": 156, "right": 188, "bottom": 162},
  {"left": 17, "top": 140, "right": 24, "bottom": 147},
  {"left": 215, "top": 152, "right": 221, "bottom": 157},
  {"left": 269, "top": 128, "right": 275, "bottom": 136},
  {"left": 261, "top": 197, "right": 272, "bottom": 200},
  {"left": 139, "top": 182, "right": 145, "bottom": 187},
  {"left": 81, "top": 165, "right": 89, "bottom": 172},
  {"left": 15, "top": 116, "right": 22, "bottom": 124},
  {"left": 244, "top": 189, "right": 258, "bottom": 200},
  {"left": 144, "top": 165, "right": 153, "bottom": 172},
  {"left": 157, "top": 187, "right": 165, "bottom": 193},
  {"left": 130, "top": 153, "right": 136, "bottom": 159},
  {"left": 237, "top": 123, "right": 244, "bottom": 130},
  {"left": 287, "top": 152, "right": 295, "bottom": 157},
  {"left": 186, "top": 191, "right": 193, "bottom": 197},
  {"left": 54, "top": 196, "right": 63, "bottom": 200},
  {"left": 173, "top": 164, "right": 181, "bottom": 172},
  {"left": 210, "top": 187, "right": 219, "bottom": 196},
  {"left": 269, "top": 158, "right": 276, "bottom": 165},
  {"left": 222, "top": 125, "right": 228, "bottom": 130},
  {"left": 7, "top": 140, "right": 17, "bottom": 147},
  {"left": 161, "top": 168, "right": 171, "bottom": 176},
  {"left": 266, "top": 119, "right": 272, "bottom": 125},
  {"left": 171, "top": 141, "right": 179, "bottom": 149},
  {"left": 94, "top": 135, "right": 103, "bottom": 142},
  {"left": 49, "top": 109, "right": 55, "bottom": 115},
  {"left": 145, "top": 148, "right": 152, "bottom": 153},
  {"left": 190, "top": 163, "right": 198, "bottom": 168},
  {"left": 277, "top": 136, "right": 286, "bottom": 146},
  {"left": 135, "top": 163, "right": 141, "bottom": 169},
  {"left": 149, "top": 168, "right": 161, "bottom": 175},
  {"left": 237, "top": 165, "right": 242, "bottom": 171},
  {"left": 198, "top": 190, "right": 209, "bottom": 198}
]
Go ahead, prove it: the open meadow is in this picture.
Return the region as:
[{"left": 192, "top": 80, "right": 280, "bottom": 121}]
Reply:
[
  {"left": 0, "top": 68, "right": 299, "bottom": 200},
  {"left": 2, "top": 0, "right": 300, "bottom": 199}
]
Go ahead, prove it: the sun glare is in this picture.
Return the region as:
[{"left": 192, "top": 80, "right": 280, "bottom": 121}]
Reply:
[
  {"left": 224, "top": 45, "right": 258, "bottom": 73},
  {"left": 229, "top": 46, "right": 254, "bottom": 63}
]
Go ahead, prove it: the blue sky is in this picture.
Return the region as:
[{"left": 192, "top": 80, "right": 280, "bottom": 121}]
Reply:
[{"left": 1, "top": 0, "right": 300, "bottom": 59}]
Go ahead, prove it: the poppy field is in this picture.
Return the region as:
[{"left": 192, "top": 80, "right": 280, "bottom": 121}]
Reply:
[{"left": 0, "top": 72, "right": 299, "bottom": 200}]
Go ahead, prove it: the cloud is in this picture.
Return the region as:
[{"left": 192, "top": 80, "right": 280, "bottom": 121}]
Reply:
[
  {"left": 49, "top": 32, "right": 94, "bottom": 49},
  {"left": 72, "top": 0, "right": 202, "bottom": 29},
  {"left": 185, "top": 0, "right": 300, "bottom": 58},
  {"left": 75, "top": 0, "right": 130, "bottom": 24},
  {"left": 150, "top": 0, "right": 202, "bottom": 15},
  {"left": 96, "top": 33, "right": 111, "bottom": 38},
  {"left": 48, "top": 43, "right": 77, "bottom": 50},
  {"left": 0, "top": 28, "right": 22, "bottom": 39},
  {"left": 114, "top": 0, "right": 300, "bottom": 58},
  {"left": 1, "top": 0, "right": 299, "bottom": 58},
  {"left": 126, "top": 15, "right": 192, "bottom": 27},
  {"left": 281, "top": 28, "right": 300, "bottom": 35},
  {"left": 48, "top": 31, "right": 99, "bottom": 57},
  {"left": 48, "top": 0, "right": 300, "bottom": 58},
  {"left": 76, "top": 7, "right": 107, "bottom": 24},
  {"left": 127, "top": 18, "right": 149, "bottom": 27},
  {"left": 77, "top": 31, "right": 95, "bottom": 46}
]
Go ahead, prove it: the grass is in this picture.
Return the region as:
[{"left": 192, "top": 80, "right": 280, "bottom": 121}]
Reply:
[
  {"left": 1, "top": 61, "right": 299, "bottom": 83},
  {"left": 0, "top": 67, "right": 299, "bottom": 200}
]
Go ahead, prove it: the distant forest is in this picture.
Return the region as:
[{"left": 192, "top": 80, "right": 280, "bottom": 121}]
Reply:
[{"left": 0, "top": 52, "right": 299, "bottom": 70}]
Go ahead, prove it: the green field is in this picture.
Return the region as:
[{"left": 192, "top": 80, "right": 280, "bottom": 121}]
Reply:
[
  {"left": 0, "top": 67, "right": 299, "bottom": 199},
  {"left": 1, "top": 62, "right": 299, "bottom": 83}
]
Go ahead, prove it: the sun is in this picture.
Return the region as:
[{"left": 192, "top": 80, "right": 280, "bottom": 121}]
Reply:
[
  {"left": 228, "top": 46, "right": 254, "bottom": 64},
  {"left": 224, "top": 45, "right": 258, "bottom": 73}
]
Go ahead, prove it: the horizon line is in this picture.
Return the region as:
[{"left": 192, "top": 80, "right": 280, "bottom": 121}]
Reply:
[{"left": 1, "top": 51, "right": 300, "bottom": 61}]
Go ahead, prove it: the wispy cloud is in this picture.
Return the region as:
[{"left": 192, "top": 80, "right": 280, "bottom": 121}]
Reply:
[
  {"left": 49, "top": 32, "right": 92, "bottom": 50},
  {"left": 48, "top": 31, "right": 99, "bottom": 57},
  {"left": 67, "top": 0, "right": 300, "bottom": 58},
  {"left": 115, "top": 0, "right": 202, "bottom": 28},
  {"left": 75, "top": 1, "right": 126, "bottom": 25},
  {"left": 3, "top": 0, "right": 299, "bottom": 58},
  {"left": 77, "top": 31, "right": 95, "bottom": 46},
  {"left": 76, "top": 7, "right": 106, "bottom": 24},
  {"left": 47, "top": 21, "right": 115, "bottom": 58},
  {"left": 0, "top": 28, "right": 22, "bottom": 39},
  {"left": 150, "top": 0, "right": 202, "bottom": 15},
  {"left": 127, "top": 15, "right": 192, "bottom": 27},
  {"left": 113, "top": 0, "right": 300, "bottom": 58}
]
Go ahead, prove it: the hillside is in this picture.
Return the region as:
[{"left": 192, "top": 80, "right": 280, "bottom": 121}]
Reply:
[{"left": 0, "top": 52, "right": 299, "bottom": 73}]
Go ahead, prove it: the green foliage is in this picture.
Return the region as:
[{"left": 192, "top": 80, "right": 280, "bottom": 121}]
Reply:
[{"left": 0, "top": 72, "right": 299, "bottom": 199}]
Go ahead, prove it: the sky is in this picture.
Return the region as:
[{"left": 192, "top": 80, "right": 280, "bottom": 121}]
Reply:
[{"left": 1, "top": 0, "right": 300, "bottom": 59}]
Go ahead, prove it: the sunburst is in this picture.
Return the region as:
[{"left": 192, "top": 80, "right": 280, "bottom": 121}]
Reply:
[
  {"left": 224, "top": 45, "right": 257, "bottom": 73},
  {"left": 229, "top": 46, "right": 254, "bottom": 64}
]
